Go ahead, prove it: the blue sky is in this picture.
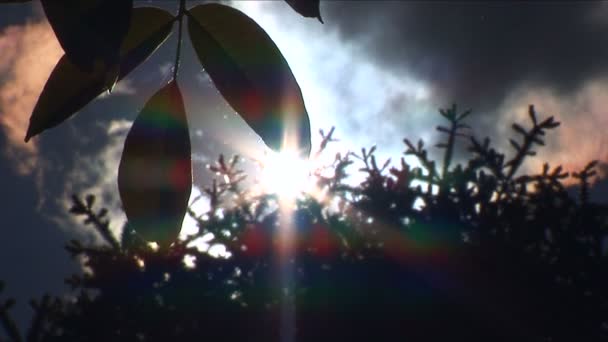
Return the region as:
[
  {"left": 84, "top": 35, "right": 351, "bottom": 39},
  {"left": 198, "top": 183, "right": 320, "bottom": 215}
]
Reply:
[{"left": 1, "top": 0, "right": 608, "bottom": 333}]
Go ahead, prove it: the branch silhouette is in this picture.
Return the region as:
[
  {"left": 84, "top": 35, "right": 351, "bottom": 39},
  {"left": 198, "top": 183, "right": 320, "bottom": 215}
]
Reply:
[{"left": 1, "top": 105, "right": 605, "bottom": 341}]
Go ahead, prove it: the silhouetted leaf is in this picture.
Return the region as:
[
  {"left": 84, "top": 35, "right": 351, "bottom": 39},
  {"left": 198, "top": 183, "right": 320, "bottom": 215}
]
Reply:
[
  {"left": 284, "top": 0, "right": 323, "bottom": 23},
  {"left": 436, "top": 125, "right": 450, "bottom": 134},
  {"left": 509, "top": 139, "right": 521, "bottom": 151},
  {"left": 187, "top": 4, "right": 311, "bottom": 157},
  {"left": 69, "top": 194, "right": 87, "bottom": 215},
  {"left": 25, "top": 7, "right": 175, "bottom": 141},
  {"left": 542, "top": 117, "right": 561, "bottom": 128},
  {"left": 120, "top": 224, "right": 140, "bottom": 251},
  {"left": 97, "top": 208, "right": 108, "bottom": 218},
  {"left": 41, "top": 0, "right": 133, "bottom": 72},
  {"left": 457, "top": 109, "right": 472, "bottom": 121},
  {"left": 85, "top": 194, "right": 95, "bottom": 208},
  {"left": 512, "top": 123, "right": 526, "bottom": 136},
  {"left": 528, "top": 104, "right": 537, "bottom": 125},
  {"left": 532, "top": 136, "right": 545, "bottom": 145},
  {"left": 118, "top": 81, "right": 191, "bottom": 247}
]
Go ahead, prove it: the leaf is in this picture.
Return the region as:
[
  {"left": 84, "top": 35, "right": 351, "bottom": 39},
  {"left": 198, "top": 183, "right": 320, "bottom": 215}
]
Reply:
[
  {"left": 436, "top": 125, "right": 450, "bottom": 134},
  {"left": 509, "top": 139, "right": 521, "bottom": 151},
  {"left": 187, "top": 4, "right": 311, "bottom": 157},
  {"left": 528, "top": 104, "right": 537, "bottom": 125},
  {"left": 457, "top": 109, "right": 472, "bottom": 121},
  {"left": 25, "top": 7, "right": 175, "bottom": 142},
  {"left": 85, "top": 194, "right": 95, "bottom": 208},
  {"left": 118, "top": 81, "right": 191, "bottom": 247},
  {"left": 41, "top": 0, "right": 133, "bottom": 72},
  {"left": 511, "top": 123, "right": 527, "bottom": 136},
  {"left": 284, "top": 0, "right": 323, "bottom": 23},
  {"left": 586, "top": 160, "right": 599, "bottom": 171},
  {"left": 97, "top": 208, "right": 108, "bottom": 218},
  {"left": 69, "top": 194, "right": 87, "bottom": 215},
  {"left": 120, "top": 223, "right": 148, "bottom": 252}
]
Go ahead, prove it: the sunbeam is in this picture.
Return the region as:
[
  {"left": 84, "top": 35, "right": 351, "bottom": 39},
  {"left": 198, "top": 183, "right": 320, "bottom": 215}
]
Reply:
[{"left": 257, "top": 149, "right": 314, "bottom": 202}]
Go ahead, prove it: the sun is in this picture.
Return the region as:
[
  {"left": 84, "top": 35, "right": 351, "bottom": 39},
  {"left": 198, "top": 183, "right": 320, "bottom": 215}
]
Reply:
[{"left": 258, "top": 149, "right": 314, "bottom": 200}]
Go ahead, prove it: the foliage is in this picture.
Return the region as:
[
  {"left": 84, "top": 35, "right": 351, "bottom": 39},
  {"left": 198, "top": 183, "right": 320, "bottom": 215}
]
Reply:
[
  {"left": 2, "top": 106, "right": 608, "bottom": 341},
  {"left": 3, "top": 0, "right": 318, "bottom": 247},
  {"left": 117, "top": 80, "right": 191, "bottom": 248}
]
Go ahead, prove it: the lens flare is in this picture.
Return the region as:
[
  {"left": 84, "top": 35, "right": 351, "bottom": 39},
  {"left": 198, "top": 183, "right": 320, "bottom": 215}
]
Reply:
[{"left": 258, "top": 149, "right": 313, "bottom": 201}]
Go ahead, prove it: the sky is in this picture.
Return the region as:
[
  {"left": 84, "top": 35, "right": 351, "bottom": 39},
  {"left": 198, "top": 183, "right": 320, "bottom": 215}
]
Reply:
[{"left": 1, "top": 0, "right": 608, "bottom": 333}]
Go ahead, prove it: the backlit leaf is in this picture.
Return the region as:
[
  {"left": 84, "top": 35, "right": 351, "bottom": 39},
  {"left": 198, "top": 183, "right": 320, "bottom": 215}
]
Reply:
[
  {"left": 188, "top": 4, "right": 311, "bottom": 157},
  {"left": 41, "top": 0, "right": 133, "bottom": 72},
  {"left": 118, "top": 81, "right": 191, "bottom": 247},
  {"left": 25, "top": 7, "right": 175, "bottom": 142},
  {"left": 285, "top": 0, "right": 323, "bottom": 23}
]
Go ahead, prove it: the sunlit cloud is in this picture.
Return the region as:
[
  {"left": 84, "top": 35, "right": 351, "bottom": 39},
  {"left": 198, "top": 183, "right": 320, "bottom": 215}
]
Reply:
[
  {"left": 497, "top": 78, "right": 608, "bottom": 183},
  {"left": 0, "top": 16, "right": 138, "bottom": 176},
  {"left": 0, "top": 20, "right": 62, "bottom": 175}
]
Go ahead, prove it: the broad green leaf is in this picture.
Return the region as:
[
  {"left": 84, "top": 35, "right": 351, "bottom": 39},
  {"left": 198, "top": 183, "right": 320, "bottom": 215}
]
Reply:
[
  {"left": 188, "top": 4, "right": 311, "bottom": 157},
  {"left": 285, "top": 0, "right": 323, "bottom": 23},
  {"left": 25, "top": 7, "right": 175, "bottom": 142},
  {"left": 118, "top": 80, "right": 191, "bottom": 247},
  {"left": 41, "top": 0, "right": 133, "bottom": 72}
]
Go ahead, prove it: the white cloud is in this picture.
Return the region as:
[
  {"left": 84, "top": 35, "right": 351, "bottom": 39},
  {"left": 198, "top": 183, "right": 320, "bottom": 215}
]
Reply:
[{"left": 55, "top": 119, "right": 130, "bottom": 243}]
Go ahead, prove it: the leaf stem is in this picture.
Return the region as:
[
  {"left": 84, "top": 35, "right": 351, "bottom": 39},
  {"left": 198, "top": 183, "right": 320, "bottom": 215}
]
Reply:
[{"left": 173, "top": 0, "right": 186, "bottom": 81}]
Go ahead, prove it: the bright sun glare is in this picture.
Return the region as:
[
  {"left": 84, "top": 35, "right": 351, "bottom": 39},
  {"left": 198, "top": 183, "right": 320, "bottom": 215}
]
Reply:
[
  {"left": 179, "top": 146, "right": 317, "bottom": 263},
  {"left": 258, "top": 149, "right": 313, "bottom": 200}
]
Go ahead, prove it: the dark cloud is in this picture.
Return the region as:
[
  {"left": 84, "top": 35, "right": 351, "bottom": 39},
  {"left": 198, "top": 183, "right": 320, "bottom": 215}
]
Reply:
[
  {"left": 0, "top": 3, "right": 35, "bottom": 28},
  {"left": 322, "top": 2, "right": 608, "bottom": 113}
]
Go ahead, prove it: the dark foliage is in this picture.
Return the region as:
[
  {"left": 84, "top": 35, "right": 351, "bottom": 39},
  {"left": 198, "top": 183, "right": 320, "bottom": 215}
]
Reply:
[{"left": 2, "top": 106, "right": 607, "bottom": 341}]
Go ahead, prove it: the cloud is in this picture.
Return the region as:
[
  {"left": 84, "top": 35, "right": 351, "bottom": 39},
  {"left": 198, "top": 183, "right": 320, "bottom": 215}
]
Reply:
[
  {"left": 0, "top": 16, "right": 135, "bottom": 178},
  {"left": 53, "top": 119, "right": 130, "bottom": 243},
  {"left": 322, "top": 2, "right": 608, "bottom": 116},
  {"left": 0, "top": 19, "right": 62, "bottom": 175},
  {"left": 55, "top": 119, "right": 211, "bottom": 245},
  {"left": 496, "top": 78, "right": 608, "bottom": 183},
  {"left": 243, "top": 1, "right": 608, "bottom": 181},
  {"left": 228, "top": 1, "right": 439, "bottom": 166}
]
